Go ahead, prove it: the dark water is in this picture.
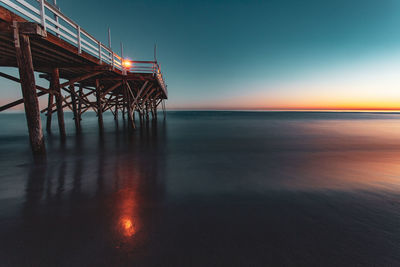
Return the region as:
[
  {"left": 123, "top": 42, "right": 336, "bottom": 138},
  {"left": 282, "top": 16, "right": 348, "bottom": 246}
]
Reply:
[{"left": 0, "top": 111, "right": 400, "bottom": 266}]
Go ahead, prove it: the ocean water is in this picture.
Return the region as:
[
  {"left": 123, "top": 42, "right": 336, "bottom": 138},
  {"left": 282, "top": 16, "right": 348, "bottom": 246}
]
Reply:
[{"left": 0, "top": 111, "right": 400, "bottom": 266}]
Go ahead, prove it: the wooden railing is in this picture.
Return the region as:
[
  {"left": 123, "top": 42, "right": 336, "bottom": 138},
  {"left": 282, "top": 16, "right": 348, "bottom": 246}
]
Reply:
[{"left": 0, "top": 0, "right": 167, "bottom": 97}]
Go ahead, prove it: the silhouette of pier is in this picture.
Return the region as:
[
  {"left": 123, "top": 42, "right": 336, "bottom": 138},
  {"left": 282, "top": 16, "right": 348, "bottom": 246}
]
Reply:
[{"left": 0, "top": 0, "right": 168, "bottom": 155}]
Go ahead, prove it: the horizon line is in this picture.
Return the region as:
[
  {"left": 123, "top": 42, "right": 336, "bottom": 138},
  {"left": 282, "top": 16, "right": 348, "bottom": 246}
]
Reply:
[{"left": 4, "top": 109, "right": 400, "bottom": 114}]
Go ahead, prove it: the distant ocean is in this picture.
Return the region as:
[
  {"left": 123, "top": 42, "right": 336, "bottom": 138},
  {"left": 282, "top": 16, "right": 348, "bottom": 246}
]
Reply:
[{"left": 0, "top": 111, "right": 399, "bottom": 266}]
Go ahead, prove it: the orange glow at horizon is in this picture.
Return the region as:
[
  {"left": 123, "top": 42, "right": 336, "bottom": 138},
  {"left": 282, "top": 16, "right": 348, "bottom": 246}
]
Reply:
[{"left": 168, "top": 97, "right": 400, "bottom": 111}]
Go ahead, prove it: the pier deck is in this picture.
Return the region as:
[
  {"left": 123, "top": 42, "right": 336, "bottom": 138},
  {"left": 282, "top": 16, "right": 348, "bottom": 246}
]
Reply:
[{"left": 0, "top": 0, "right": 168, "bottom": 155}]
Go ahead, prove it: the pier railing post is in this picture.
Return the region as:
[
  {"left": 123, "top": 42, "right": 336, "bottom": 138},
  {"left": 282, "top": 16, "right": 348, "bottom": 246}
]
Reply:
[
  {"left": 39, "top": 0, "right": 46, "bottom": 31},
  {"left": 13, "top": 22, "right": 46, "bottom": 155}
]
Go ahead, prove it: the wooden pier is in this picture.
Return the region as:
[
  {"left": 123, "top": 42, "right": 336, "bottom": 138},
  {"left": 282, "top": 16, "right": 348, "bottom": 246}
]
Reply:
[{"left": 0, "top": 0, "right": 168, "bottom": 155}]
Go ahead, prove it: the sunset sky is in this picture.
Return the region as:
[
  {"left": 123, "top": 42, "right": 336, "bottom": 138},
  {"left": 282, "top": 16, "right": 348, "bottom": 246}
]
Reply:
[{"left": 1, "top": 0, "right": 400, "bottom": 110}]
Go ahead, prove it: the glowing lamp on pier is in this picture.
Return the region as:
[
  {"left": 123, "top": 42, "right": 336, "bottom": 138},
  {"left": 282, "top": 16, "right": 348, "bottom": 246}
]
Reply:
[{"left": 122, "top": 59, "right": 132, "bottom": 69}]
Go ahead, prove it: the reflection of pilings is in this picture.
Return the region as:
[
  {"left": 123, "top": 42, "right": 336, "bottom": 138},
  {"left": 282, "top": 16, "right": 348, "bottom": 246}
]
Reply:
[
  {"left": 71, "top": 135, "right": 83, "bottom": 200},
  {"left": 23, "top": 163, "right": 47, "bottom": 219},
  {"left": 56, "top": 161, "right": 67, "bottom": 201},
  {"left": 162, "top": 100, "right": 166, "bottom": 120},
  {"left": 96, "top": 134, "right": 105, "bottom": 197}
]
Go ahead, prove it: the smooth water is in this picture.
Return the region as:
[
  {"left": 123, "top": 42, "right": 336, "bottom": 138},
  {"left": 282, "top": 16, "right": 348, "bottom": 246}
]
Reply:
[{"left": 0, "top": 111, "right": 399, "bottom": 266}]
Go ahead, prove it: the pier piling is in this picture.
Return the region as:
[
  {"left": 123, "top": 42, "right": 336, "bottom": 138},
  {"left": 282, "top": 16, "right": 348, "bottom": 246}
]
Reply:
[
  {"left": 52, "top": 68, "right": 66, "bottom": 140},
  {"left": 13, "top": 22, "right": 46, "bottom": 155},
  {"left": 1, "top": 4, "right": 167, "bottom": 155}
]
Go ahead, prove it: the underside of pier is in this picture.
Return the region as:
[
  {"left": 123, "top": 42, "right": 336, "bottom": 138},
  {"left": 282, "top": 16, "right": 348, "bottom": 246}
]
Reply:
[{"left": 0, "top": 5, "right": 168, "bottom": 155}]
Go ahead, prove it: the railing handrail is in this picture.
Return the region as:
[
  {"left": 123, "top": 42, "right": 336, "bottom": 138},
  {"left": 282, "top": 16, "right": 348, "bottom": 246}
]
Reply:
[{"left": 0, "top": 0, "right": 167, "bottom": 96}]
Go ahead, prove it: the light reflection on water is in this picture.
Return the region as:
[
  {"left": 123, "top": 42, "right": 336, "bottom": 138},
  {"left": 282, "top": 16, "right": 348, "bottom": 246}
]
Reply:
[{"left": 0, "top": 111, "right": 399, "bottom": 266}]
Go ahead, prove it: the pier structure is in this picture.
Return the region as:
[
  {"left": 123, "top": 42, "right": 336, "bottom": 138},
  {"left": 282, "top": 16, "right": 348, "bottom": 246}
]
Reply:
[{"left": 0, "top": 0, "right": 168, "bottom": 155}]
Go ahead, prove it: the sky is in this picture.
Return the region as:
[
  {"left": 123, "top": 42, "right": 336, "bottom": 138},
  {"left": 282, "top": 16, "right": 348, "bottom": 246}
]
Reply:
[{"left": 2, "top": 0, "right": 400, "bottom": 110}]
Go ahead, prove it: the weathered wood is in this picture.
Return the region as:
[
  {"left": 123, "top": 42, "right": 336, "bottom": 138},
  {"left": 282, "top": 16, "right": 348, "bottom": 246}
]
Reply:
[
  {"left": 17, "top": 22, "right": 47, "bottom": 38},
  {"left": 154, "top": 100, "right": 158, "bottom": 120},
  {"left": 122, "top": 81, "right": 126, "bottom": 119},
  {"left": 51, "top": 68, "right": 66, "bottom": 140},
  {"left": 46, "top": 88, "right": 54, "bottom": 133},
  {"left": 95, "top": 79, "right": 103, "bottom": 130},
  {"left": 131, "top": 81, "right": 149, "bottom": 109},
  {"left": 13, "top": 23, "right": 45, "bottom": 155},
  {"left": 143, "top": 87, "right": 156, "bottom": 103},
  {"left": 70, "top": 84, "right": 80, "bottom": 132},
  {"left": 125, "top": 80, "right": 136, "bottom": 129},
  {"left": 0, "top": 71, "right": 49, "bottom": 93},
  {"left": 0, "top": 91, "right": 47, "bottom": 112},
  {"left": 145, "top": 102, "right": 150, "bottom": 121},
  {"left": 114, "top": 93, "right": 119, "bottom": 120},
  {"left": 78, "top": 84, "right": 83, "bottom": 122},
  {"left": 59, "top": 71, "right": 103, "bottom": 88},
  {"left": 100, "top": 82, "right": 122, "bottom": 98}
]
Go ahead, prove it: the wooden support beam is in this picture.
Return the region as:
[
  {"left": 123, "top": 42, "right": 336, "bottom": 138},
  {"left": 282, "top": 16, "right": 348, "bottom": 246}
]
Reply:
[
  {"left": 51, "top": 68, "right": 66, "bottom": 140},
  {"left": 100, "top": 82, "right": 122, "bottom": 98},
  {"left": 0, "top": 91, "right": 47, "bottom": 112},
  {"left": 125, "top": 80, "right": 136, "bottom": 129},
  {"left": 45, "top": 84, "right": 54, "bottom": 133},
  {"left": 0, "top": 71, "right": 50, "bottom": 92},
  {"left": 70, "top": 84, "right": 80, "bottom": 132},
  {"left": 95, "top": 79, "right": 103, "bottom": 130},
  {"left": 41, "top": 94, "right": 71, "bottom": 113},
  {"left": 17, "top": 22, "right": 47, "bottom": 38},
  {"left": 122, "top": 81, "right": 126, "bottom": 119},
  {"left": 41, "top": 89, "right": 96, "bottom": 114},
  {"left": 154, "top": 100, "right": 158, "bottom": 120},
  {"left": 143, "top": 87, "right": 156, "bottom": 103},
  {"left": 13, "top": 22, "right": 45, "bottom": 155},
  {"left": 145, "top": 102, "right": 150, "bottom": 121},
  {"left": 78, "top": 85, "right": 83, "bottom": 122},
  {"left": 59, "top": 71, "right": 103, "bottom": 88},
  {"left": 115, "top": 93, "right": 119, "bottom": 120},
  {"left": 131, "top": 81, "right": 149, "bottom": 110},
  {"left": 102, "top": 93, "right": 114, "bottom": 112}
]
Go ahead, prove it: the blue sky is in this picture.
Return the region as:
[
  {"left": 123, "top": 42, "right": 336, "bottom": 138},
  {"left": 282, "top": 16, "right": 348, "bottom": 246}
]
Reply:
[{"left": 2, "top": 0, "right": 400, "bottom": 109}]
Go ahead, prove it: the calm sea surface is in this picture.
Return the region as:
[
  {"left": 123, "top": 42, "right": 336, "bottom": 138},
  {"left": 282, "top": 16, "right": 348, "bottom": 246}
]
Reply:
[{"left": 0, "top": 111, "right": 400, "bottom": 266}]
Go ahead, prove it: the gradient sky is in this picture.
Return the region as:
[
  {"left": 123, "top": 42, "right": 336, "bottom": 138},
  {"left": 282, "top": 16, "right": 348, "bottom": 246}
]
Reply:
[{"left": 2, "top": 0, "right": 400, "bottom": 110}]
